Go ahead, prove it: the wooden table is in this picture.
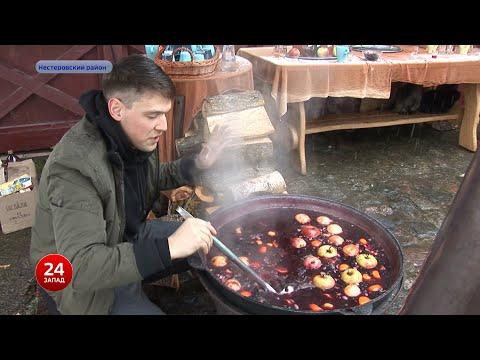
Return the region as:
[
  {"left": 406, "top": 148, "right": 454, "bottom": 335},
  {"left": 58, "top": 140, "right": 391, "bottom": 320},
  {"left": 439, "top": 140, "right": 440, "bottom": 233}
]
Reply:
[
  {"left": 238, "top": 46, "right": 480, "bottom": 175},
  {"left": 158, "top": 56, "right": 254, "bottom": 162}
]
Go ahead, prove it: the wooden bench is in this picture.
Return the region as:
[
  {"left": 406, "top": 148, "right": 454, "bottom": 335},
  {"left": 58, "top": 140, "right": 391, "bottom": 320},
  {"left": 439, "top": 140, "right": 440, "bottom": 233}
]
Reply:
[{"left": 291, "top": 84, "right": 480, "bottom": 175}]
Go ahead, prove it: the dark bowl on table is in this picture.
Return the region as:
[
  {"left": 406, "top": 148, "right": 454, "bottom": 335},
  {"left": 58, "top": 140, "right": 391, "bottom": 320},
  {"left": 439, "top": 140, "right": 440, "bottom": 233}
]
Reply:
[{"left": 364, "top": 50, "right": 380, "bottom": 61}]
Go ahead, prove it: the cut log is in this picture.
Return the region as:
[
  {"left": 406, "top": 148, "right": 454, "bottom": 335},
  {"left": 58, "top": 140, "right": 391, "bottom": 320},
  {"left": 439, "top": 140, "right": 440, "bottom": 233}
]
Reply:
[
  {"left": 221, "top": 170, "right": 287, "bottom": 202},
  {"left": 199, "top": 166, "right": 276, "bottom": 194},
  {"left": 170, "top": 186, "right": 194, "bottom": 202},
  {"left": 202, "top": 90, "right": 265, "bottom": 117},
  {"left": 205, "top": 106, "right": 275, "bottom": 140},
  {"left": 175, "top": 133, "right": 204, "bottom": 158},
  {"left": 193, "top": 112, "right": 208, "bottom": 138},
  {"left": 214, "top": 136, "right": 274, "bottom": 169},
  {"left": 195, "top": 186, "right": 215, "bottom": 203}
]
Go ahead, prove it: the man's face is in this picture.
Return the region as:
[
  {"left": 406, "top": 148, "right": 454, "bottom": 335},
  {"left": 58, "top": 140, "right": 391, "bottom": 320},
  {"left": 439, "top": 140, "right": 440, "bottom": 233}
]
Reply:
[{"left": 109, "top": 91, "right": 172, "bottom": 152}]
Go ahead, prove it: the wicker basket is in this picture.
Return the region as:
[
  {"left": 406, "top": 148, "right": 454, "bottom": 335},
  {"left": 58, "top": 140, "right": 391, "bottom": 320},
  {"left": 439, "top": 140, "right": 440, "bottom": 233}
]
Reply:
[{"left": 154, "top": 45, "right": 221, "bottom": 77}]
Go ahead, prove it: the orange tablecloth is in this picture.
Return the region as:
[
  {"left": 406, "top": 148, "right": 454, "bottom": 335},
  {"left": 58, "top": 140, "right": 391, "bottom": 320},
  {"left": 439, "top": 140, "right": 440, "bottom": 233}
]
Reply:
[
  {"left": 238, "top": 46, "right": 480, "bottom": 117},
  {"left": 158, "top": 56, "right": 254, "bottom": 162}
]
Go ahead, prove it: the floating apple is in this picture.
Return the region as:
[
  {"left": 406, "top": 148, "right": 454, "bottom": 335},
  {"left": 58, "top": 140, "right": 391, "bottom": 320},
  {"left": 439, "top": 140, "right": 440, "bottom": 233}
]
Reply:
[
  {"left": 313, "top": 274, "right": 336, "bottom": 290},
  {"left": 322, "top": 303, "right": 334, "bottom": 310},
  {"left": 317, "top": 47, "right": 329, "bottom": 57},
  {"left": 344, "top": 284, "right": 361, "bottom": 297},
  {"left": 341, "top": 268, "right": 362, "bottom": 284},
  {"left": 301, "top": 225, "right": 321, "bottom": 238},
  {"left": 359, "top": 296, "right": 371, "bottom": 305},
  {"left": 225, "top": 278, "right": 241, "bottom": 291},
  {"left": 259, "top": 245, "right": 268, "bottom": 254},
  {"left": 288, "top": 47, "right": 300, "bottom": 58},
  {"left": 356, "top": 253, "right": 378, "bottom": 269},
  {"left": 235, "top": 226, "right": 242, "bottom": 235},
  {"left": 368, "top": 284, "right": 383, "bottom": 292},
  {"left": 267, "top": 230, "right": 276, "bottom": 237},
  {"left": 240, "top": 290, "right": 252, "bottom": 297},
  {"left": 295, "top": 213, "right": 311, "bottom": 224},
  {"left": 309, "top": 303, "right": 323, "bottom": 312},
  {"left": 291, "top": 237, "right": 307, "bottom": 248},
  {"left": 303, "top": 255, "right": 322, "bottom": 269},
  {"left": 211, "top": 255, "right": 228, "bottom": 267},
  {"left": 316, "top": 216, "right": 332, "bottom": 226},
  {"left": 311, "top": 239, "right": 322, "bottom": 247},
  {"left": 343, "top": 244, "right": 360, "bottom": 257},
  {"left": 328, "top": 235, "right": 344, "bottom": 246},
  {"left": 317, "top": 245, "right": 338, "bottom": 258},
  {"left": 327, "top": 224, "right": 343, "bottom": 235}
]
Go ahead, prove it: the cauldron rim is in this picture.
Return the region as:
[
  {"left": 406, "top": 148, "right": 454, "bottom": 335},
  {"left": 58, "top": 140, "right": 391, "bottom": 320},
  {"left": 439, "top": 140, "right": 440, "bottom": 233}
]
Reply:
[{"left": 204, "top": 194, "right": 404, "bottom": 315}]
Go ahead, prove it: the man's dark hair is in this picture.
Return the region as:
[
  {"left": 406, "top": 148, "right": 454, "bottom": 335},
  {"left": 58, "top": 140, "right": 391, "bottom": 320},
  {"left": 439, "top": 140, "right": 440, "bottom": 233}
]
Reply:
[{"left": 102, "top": 54, "right": 175, "bottom": 107}]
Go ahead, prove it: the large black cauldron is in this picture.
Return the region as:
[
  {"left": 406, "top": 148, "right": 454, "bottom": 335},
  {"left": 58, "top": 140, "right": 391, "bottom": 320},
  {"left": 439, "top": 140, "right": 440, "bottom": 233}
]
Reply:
[{"left": 192, "top": 195, "right": 404, "bottom": 315}]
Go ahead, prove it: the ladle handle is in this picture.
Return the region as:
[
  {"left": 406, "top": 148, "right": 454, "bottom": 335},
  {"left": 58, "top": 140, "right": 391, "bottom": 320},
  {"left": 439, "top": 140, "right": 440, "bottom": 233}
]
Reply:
[{"left": 176, "top": 206, "right": 278, "bottom": 294}]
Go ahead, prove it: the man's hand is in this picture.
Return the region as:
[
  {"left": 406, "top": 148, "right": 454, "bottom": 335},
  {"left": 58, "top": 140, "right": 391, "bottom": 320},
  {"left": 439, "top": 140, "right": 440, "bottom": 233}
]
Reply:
[
  {"left": 195, "top": 125, "right": 233, "bottom": 169},
  {"left": 167, "top": 218, "right": 217, "bottom": 260}
]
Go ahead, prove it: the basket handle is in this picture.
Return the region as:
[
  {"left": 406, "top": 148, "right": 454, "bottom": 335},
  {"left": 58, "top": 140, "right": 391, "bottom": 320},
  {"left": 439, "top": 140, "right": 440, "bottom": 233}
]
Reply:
[
  {"left": 156, "top": 45, "right": 165, "bottom": 58},
  {"left": 213, "top": 46, "right": 221, "bottom": 60},
  {"left": 172, "top": 47, "right": 194, "bottom": 62}
]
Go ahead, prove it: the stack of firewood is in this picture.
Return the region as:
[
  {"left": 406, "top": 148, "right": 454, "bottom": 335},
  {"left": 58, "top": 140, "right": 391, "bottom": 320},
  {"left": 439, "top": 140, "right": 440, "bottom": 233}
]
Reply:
[{"left": 175, "top": 90, "right": 287, "bottom": 217}]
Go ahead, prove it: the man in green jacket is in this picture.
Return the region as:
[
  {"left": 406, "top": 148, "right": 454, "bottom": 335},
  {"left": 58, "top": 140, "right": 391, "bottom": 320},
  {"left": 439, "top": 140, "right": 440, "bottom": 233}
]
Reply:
[{"left": 30, "top": 54, "right": 229, "bottom": 315}]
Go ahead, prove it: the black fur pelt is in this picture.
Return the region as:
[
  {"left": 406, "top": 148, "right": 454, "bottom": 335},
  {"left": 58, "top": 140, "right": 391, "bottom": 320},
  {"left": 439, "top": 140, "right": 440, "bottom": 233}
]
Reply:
[
  {"left": 392, "top": 83, "right": 424, "bottom": 115},
  {"left": 420, "top": 84, "right": 461, "bottom": 114}
]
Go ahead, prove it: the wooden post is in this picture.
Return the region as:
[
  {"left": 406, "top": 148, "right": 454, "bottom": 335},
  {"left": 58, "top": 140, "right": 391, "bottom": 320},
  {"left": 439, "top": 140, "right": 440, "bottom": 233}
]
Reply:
[
  {"left": 459, "top": 84, "right": 480, "bottom": 151},
  {"left": 297, "top": 101, "right": 307, "bottom": 175}
]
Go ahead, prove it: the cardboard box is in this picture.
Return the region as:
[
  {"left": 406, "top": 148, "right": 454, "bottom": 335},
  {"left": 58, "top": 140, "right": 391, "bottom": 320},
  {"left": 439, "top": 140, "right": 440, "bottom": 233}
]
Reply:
[{"left": 0, "top": 159, "right": 38, "bottom": 234}]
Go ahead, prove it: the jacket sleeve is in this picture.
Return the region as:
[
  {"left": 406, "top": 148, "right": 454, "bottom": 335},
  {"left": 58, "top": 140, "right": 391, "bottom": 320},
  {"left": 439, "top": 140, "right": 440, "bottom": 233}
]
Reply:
[
  {"left": 152, "top": 151, "right": 205, "bottom": 191},
  {"left": 46, "top": 162, "right": 144, "bottom": 292},
  {"left": 132, "top": 220, "right": 182, "bottom": 279}
]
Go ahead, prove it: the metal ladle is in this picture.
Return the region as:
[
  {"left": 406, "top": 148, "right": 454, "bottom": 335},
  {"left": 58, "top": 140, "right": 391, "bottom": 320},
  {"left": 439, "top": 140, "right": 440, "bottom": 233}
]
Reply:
[{"left": 176, "top": 206, "right": 286, "bottom": 295}]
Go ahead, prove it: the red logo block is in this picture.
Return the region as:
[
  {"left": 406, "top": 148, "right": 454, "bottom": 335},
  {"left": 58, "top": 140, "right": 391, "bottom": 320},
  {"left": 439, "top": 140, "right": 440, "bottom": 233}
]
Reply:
[{"left": 35, "top": 254, "right": 73, "bottom": 291}]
